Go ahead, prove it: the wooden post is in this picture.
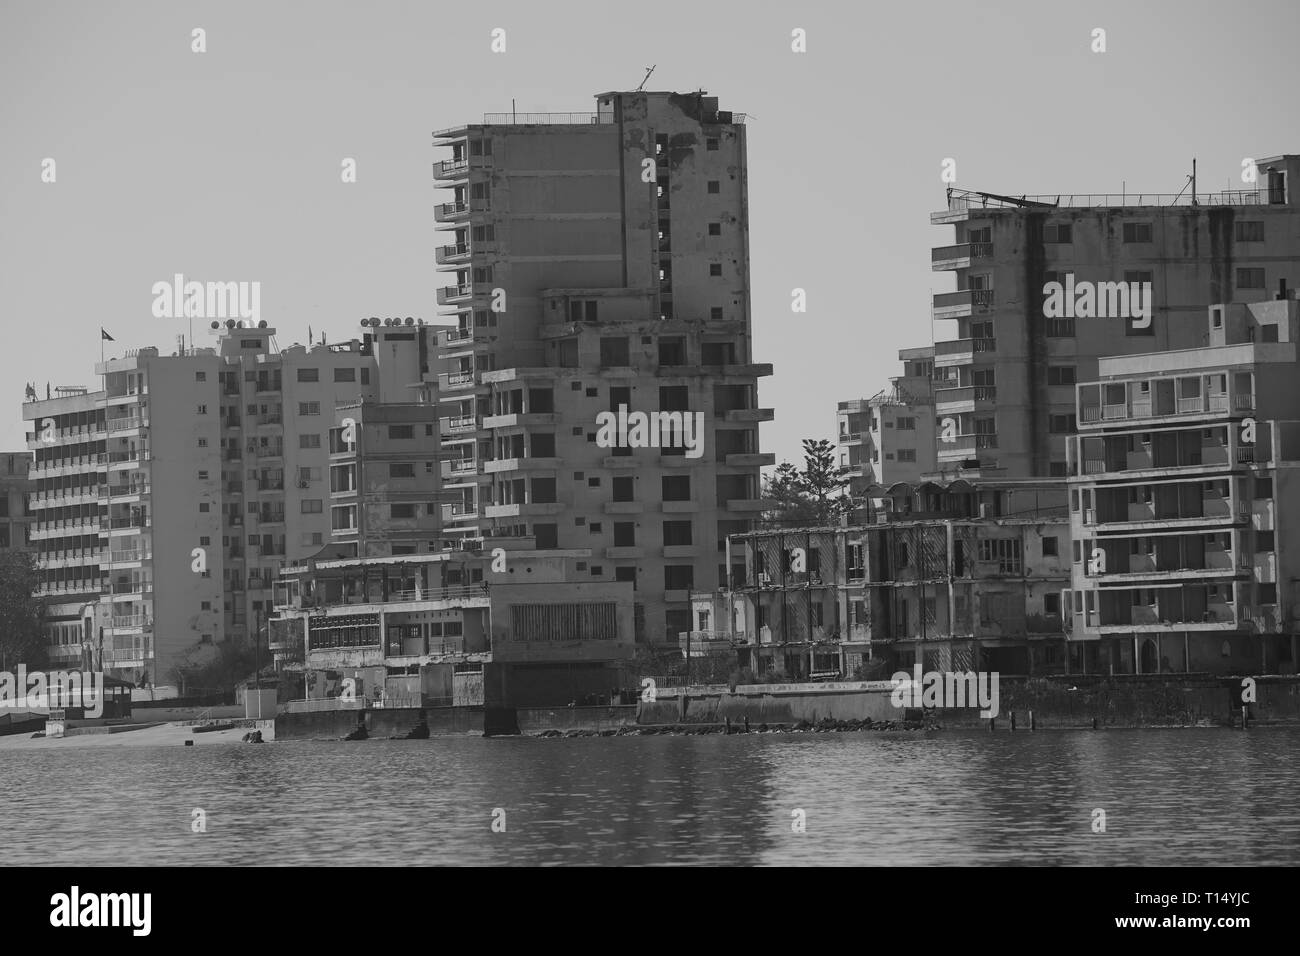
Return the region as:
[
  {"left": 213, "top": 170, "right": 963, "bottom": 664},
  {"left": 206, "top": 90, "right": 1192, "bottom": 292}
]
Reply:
[
  {"left": 1029, "top": 710, "right": 1036, "bottom": 731},
  {"left": 1009, "top": 711, "right": 1016, "bottom": 732}
]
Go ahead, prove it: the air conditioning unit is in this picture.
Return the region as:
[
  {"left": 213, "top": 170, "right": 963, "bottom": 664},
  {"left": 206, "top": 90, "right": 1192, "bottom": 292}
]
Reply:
[{"left": 297, "top": 480, "right": 310, "bottom": 489}]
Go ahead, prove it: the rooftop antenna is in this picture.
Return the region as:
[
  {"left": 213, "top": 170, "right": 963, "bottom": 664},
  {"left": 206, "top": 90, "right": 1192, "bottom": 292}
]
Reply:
[{"left": 636, "top": 65, "right": 656, "bottom": 91}]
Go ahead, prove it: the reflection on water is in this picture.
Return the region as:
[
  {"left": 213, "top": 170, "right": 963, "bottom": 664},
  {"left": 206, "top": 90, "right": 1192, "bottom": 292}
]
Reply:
[{"left": 2, "top": 729, "right": 1297, "bottom": 866}]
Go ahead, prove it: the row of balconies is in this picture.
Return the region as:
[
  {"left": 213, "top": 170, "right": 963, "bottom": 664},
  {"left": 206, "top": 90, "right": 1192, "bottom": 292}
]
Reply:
[{"left": 1080, "top": 392, "right": 1254, "bottom": 426}]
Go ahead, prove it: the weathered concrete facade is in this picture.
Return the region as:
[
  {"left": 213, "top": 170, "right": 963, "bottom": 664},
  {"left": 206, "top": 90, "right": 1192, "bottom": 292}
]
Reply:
[
  {"left": 931, "top": 154, "right": 1300, "bottom": 479},
  {"left": 1067, "top": 300, "right": 1300, "bottom": 675},
  {"left": 431, "top": 90, "right": 772, "bottom": 646}
]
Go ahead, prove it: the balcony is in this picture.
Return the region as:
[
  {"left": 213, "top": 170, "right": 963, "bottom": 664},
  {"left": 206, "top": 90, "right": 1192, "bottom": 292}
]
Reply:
[
  {"left": 938, "top": 433, "right": 998, "bottom": 454},
  {"left": 258, "top": 511, "right": 286, "bottom": 525},
  {"left": 434, "top": 201, "right": 469, "bottom": 223},
  {"left": 723, "top": 408, "right": 775, "bottom": 423},
  {"left": 110, "top": 614, "right": 149, "bottom": 631},
  {"left": 931, "top": 241, "right": 994, "bottom": 271},
  {"left": 106, "top": 416, "right": 148, "bottom": 433},
  {"left": 442, "top": 459, "right": 481, "bottom": 479},
  {"left": 839, "top": 432, "right": 863, "bottom": 445},
  {"left": 441, "top": 415, "right": 480, "bottom": 435},
  {"left": 436, "top": 243, "right": 472, "bottom": 265},
  {"left": 934, "top": 337, "right": 997, "bottom": 361},
  {"left": 932, "top": 289, "right": 994, "bottom": 319},
  {"left": 934, "top": 384, "right": 997, "bottom": 409},
  {"left": 433, "top": 158, "right": 470, "bottom": 179},
  {"left": 483, "top": 457, "right": 561, "bottom": 474},
  {"left": 437, "top": 284, "right": 474, "bottom": 306},
  {"left": 439, "top": 370, "right": 480, "bottom": 391},
  {"left": 724, "top": 452, "right": 776, "bottom": 467}
]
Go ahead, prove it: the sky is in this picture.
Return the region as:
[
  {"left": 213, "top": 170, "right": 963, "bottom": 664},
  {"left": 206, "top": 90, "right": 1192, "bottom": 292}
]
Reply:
[{"left": 2, "top": 0, "right": 1299, "bottom": 465}]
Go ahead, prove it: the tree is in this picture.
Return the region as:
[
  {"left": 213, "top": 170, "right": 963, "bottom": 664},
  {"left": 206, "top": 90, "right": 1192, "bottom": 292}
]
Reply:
[
  {"left": 760, "top": 438, "right": 854, "bottom": 527},
  {"left": 0, "top": 549, "right": 47, "bottom": 670}
]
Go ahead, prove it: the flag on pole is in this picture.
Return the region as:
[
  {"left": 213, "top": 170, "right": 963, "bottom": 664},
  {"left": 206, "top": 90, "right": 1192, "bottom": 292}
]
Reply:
[{"left": 101, "top": 328, "right": 114, "bottom": 341}]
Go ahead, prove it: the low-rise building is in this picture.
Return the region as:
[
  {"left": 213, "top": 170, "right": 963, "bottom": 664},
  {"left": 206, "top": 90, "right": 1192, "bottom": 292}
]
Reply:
[
  {"left": 702, "top": 478, "right": 1069, "bottom": 679},
  {"left": 271, "top": 545, "right": 636, "bottom": 708}
]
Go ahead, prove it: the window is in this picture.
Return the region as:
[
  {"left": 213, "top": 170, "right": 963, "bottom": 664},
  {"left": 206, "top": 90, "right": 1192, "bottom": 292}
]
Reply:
[
  {"left": 977, "top": 538, "right": 1023, "bottom": 574},
  {"left": 1235, "top": 221, "right": 1264, "bottom": 242},
  {"left": 897, "top": 449, "right": 917, "bottom": 462},
  {"left": 896, "top": 417, "right": 915, "bottom": 430},
  {"left": 665, "top": 566, "right": 695, "bottom": 590},
  {"left": 707, "top": 180, "right": 720, "bottom": 194},
  {"left": 197, "top": 437, "right": 208, "bottom": 448},
  {"left": 710, "top": 307, "right": 723, "bottom": 320},
  {"left": 1047, "top": 318, "right": 1076, "bottom": 338},
  {"left": 199, "top": 536, "right": 211, "bottom": 546},
  {"left": 1044, "top": 593, "right": 1061, "bottom": 616},
  {"left": 1048, "top": 461, "right": 1069, "bottom": 477},
  {"left": 198, "top": 470, "right": 209, "bottom": 480},
  {"left": 1255, "top": 476, "right": 1273, "bottom": 500},
  {"left": 662, "top": 476, "right": 690, "bottom": 501},
  {"left": 334, "top": 367, "right": 356, "bottom": 382},
  {"left": 1043, "top": 223, "right": 1072, "bottom": 243},
  {"left": 297, "top": 368, "right": 319, "bottom": 383},
  {"left": 663, "top": 521, "right": 692, "bottom": 546},
  {"left": 599, "top": 337, "right": 630, "bottom": 366},
  {"left": 299, "top": 402, "right": 320, "bottom": 416},
  {"left": 1042, "top": 536, "right": 1059, "bottom": 556},
  {"left": 1122, "top": 222, "right": 1153, "bottom": 243},
  {"left": 301, "top": 499, "right": 323, "bottom": 514},
  {"left": 196, "top": 405, "right": 207, "bottom": 415},
  {"left": 299, "top": 434, "right": 321, "bottom": 449},
  {"left": 1049, "top": 414, "right": 1077, "bottom": 434},
  {"left": 613, "top": 477, "right": 635, "bottom": 502},
  {"left": 708, "top": 222, "right": 721, "bottom": 236},
  {"left": 1047, "top": 365, "right": 1077, "bottom": 387},
  {"left": 199, "top": 502, "right": 209, "bottom": 512},
  {"left": 240, "top": 339, "right": 260, "bottom": 349},
  {"left": 706, "top": 137, "right": 719, "bottom": 151},
  {"left": 361, "top": 368, "right": 370, "bottom": 385},
  {"left": 388, "top": 425, "right": 414, "bottom": 439},
  {"left": 389, "top": 463, "right": 415, "bottom": 479},
  {"left": 201, "top": 601, "right": 211, "bottom": 611},
  {"left": 613, "top": 523, "right": 635, "bottom": 546},
  {"left": 1256, "top": 530, "right": 1274, "bottom": 552},
  {"left": 1237, "top": 268, "right": 1266, "bottom": 289},
  {"left": 390, "top": 503, "right": 417, "bottom": 519},
  {"left": 588, "top": 522, "right": 602, "bottom": 534},
  {"left": 195, "top": 371, "right": 206, "bottom": 382},
  {"left": 709, "top": 263, "right": 722, "bottom": 277}
]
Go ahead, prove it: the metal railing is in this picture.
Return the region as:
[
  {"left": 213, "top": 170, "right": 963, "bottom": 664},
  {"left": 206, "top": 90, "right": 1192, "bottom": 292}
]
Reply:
[{"left": 943, "top": 186, "right": 1263, "bottom": 211}]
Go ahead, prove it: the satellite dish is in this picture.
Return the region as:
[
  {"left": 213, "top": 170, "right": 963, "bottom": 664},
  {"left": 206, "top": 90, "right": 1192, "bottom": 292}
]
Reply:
[
  {"left": 405, "top": 317, "right": 415, "bottom": 326},
  {"left": 226, "top": 319, "right": 237, "bottom": 329},
  {"left": 258, "top": 320, "right": 268, "bottom": 329},
  {"left": 210, "top": 321, "right": 220, "bottom": 330}
]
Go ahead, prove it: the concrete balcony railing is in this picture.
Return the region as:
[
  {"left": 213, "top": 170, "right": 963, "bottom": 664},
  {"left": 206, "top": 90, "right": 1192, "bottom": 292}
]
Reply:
[
  {"left": 931, "top": 242, "right": 994, "bottom": 268},
  {"left": 932, "top": 289, "right": 995, "bottom": 318}
]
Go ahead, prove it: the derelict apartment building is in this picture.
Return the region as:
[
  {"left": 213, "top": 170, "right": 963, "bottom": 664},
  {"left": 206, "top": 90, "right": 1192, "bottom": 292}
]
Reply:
[{"left": 431, "top": 89, "right": 774, "bottom": 646}]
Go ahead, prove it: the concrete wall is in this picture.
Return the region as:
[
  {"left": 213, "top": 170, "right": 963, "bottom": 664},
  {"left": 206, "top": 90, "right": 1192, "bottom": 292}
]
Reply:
[{"left": 275, "top": 705, "right": 483, "bottom": 739}]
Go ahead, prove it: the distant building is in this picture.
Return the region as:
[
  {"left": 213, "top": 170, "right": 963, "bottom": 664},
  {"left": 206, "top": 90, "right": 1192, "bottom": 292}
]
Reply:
[
  {"left": 0, "top": 451, "right": 34, "bottom": 551},
  {"left": 838, "top": 348, "right": 936, "bottom": 523},
  {"left": 20, "top": 322, "right": 432, "bottom": 689},
  {"left": 431, "top": 89, "right": 773, "bottom": 647},
  {"left": 271, "top": 546, "right": 635, "bottom": 708},
  {"left": 1067, "top": 300, "right": 1300, "bottom": 675},
  {"left": 703, "top": 478, "right": 1069, "bottom": 679},
  {"left": 931, "top": 154, "right": 1300, "bottom": 479}
]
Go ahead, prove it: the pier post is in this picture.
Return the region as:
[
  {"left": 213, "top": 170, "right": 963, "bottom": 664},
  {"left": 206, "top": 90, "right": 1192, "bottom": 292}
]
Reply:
[
  {"left": 1029, "top": 710, "right": 1035, "bottom": 732},
  {"left": 1009, "top": 711, "right": 1016, "bottom": 732}
]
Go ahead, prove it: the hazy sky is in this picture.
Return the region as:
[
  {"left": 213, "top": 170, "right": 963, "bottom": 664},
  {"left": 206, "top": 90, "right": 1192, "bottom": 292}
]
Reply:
[{"left": 3, "top": 0, "right": 1299, "bottom": 464}]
